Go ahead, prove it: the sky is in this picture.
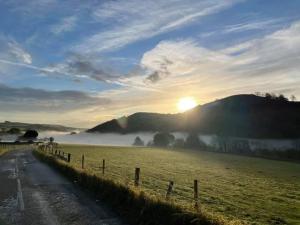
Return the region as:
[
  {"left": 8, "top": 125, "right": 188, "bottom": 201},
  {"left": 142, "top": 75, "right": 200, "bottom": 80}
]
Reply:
[{"left": 0, "top": 0, "right": 300, "bottom": 128}]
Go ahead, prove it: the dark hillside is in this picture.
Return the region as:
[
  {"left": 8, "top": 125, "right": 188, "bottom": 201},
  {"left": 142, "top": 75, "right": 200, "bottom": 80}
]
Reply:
[{"left": 88, "top": 94, "right": 300, "bottom": 138}]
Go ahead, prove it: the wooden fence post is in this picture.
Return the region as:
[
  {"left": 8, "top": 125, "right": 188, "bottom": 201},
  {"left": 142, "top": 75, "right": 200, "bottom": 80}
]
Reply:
[
  {"left": 194, "top": 179, "right": 199, "bottom": 209},
  {"left": 166, "top": 181, "right": 174, "bottom": 200},
  {"left": 134, "top": 168, "right": 140, "bottom": 187},
  {"left": 67, "top": 153, "right": 71, "bottom": 163},
  {"left": 81, "top": 154, "right": 85, "bottom": 169},
  {"left": 102, "top": 159, "right": 105, "bottom": 175}
]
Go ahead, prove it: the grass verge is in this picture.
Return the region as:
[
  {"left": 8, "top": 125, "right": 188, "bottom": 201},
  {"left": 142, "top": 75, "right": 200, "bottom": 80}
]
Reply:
[{"left": 33, "top": 149, "right": 240, "bottom": 225}]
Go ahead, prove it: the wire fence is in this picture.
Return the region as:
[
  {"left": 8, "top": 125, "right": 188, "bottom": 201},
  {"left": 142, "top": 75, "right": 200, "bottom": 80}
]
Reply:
[{"left": 37, "top": 143, "right": 200, "bottom": 210}]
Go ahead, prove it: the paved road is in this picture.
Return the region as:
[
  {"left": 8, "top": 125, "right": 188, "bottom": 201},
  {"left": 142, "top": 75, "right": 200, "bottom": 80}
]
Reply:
[{"left": 0, "top": 149, "right": 126, "bottom": 225}]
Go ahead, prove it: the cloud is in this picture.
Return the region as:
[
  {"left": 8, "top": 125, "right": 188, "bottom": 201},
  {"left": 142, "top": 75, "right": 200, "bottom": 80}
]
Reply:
[
  {"left": 7, "top": 41, "right": 32, "bottom": 64},
  {"left": 50, "top": 16, "right": 77, "bottom": 35},
  {"left": 0, "top": 83, "right": 110, "bottom": 112},
  {"left": 4, "top": 0, "right": 58, "bottom": 16},
  {"left": 135, "top": 21, "right": 300, "bottom": 100},
  {"left": 43, "top": 54, "right": 121, "bottom": 82},
  {"left": 75, "top": 0, "right": 242, "bottom": 53},
  {"left": 223, "top": 18, "right": 286, "bottom": 34},
  {"left": 140, "top": 39, "right": 230, "bottom": 84},
  {"left": 0, "top": 36, "right": 32, "bottom": 64},
  {"left": 143, "top": 57, "right": 173, "bottom": 83}
]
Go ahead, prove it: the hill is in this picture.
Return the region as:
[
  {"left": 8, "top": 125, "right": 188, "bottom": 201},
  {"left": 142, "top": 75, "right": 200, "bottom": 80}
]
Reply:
[
  {"left": 0, "top": 121, "right": 78, "bottom": 132},
  {"left": 87, "top": 94, "right": 300, "bottom": 139}
]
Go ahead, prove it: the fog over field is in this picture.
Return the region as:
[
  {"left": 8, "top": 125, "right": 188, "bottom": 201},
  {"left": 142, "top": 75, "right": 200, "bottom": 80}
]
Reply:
[
  {"left": 39, "top": 131, "right": 189, "bottom": 146},
  {"left": 38, "top": 131, "right": 298, "bottom": 151}
]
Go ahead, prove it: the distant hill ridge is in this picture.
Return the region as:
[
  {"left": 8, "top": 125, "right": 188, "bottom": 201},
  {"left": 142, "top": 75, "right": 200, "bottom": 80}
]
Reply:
[
  {"left": 0, "top": 121, "right": 78, "bottom": 132},
  {"left": 88, "top": 94, "right": 300, "bottom": 139}
]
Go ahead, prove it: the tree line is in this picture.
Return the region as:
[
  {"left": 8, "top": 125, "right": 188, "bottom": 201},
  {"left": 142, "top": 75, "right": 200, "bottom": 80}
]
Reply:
[
  {"left": 133, "top": 132, "right": 300, "bottom": 161},
  {"left": 254, "top": 92, "right": 297, "bottom": 102}
]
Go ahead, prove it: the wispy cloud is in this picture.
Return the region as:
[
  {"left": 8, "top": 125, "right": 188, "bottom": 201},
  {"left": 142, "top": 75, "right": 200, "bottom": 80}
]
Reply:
[
  {"left": 0, "top": 83, "right": 110, "bottom": 112},
  {"left": 0, "top": 36, "right": 32, "bottom": 64},
  {"left": 135, "top": 21, "right": 300, "bottom": 98},
  {"left": 7, "top": 41, "right": 32, "bottom": 64},
  {"left": 223, "top": 18, "right": 286, "bottom": 34},
  {"left": 4, "top": 0, "right": 58, "bottom": 17},
  {"left": 75, "top": 0, "right": 242, "bottom": 53},
  {"left": 50, "top": 16, "right": 77, "bottom": 35}
]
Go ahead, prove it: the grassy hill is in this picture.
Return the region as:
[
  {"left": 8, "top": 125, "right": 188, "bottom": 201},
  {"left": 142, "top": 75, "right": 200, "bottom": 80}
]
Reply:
[
  {"left": 0, "top": 121, "right": 78, "bottom": 132},
  {"left": 88, "top": 94, "right": 300, "bottom": 139}
]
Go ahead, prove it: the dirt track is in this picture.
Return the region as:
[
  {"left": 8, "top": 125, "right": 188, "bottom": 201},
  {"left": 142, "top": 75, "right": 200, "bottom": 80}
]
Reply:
[{"left": 0, "top": 149, "right": 126, "bottom": 225}]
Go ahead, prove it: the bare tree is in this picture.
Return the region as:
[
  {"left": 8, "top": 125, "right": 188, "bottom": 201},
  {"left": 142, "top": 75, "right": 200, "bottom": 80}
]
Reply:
[{"left": 290, "top": 95, "right": 297, "bottom": 102}]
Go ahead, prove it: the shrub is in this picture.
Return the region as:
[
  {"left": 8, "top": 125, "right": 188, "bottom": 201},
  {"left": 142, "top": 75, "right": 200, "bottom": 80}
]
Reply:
[
  {"left": 153, "top": 132, "right": 175, "bottom": 147},
  {"left": 133, "top": 136, "right": 144, "bottom": 146},
  {"left": 185, "top": 133, "right": 206, "bottom": 149},
  {"left": 173, "top": 138, "right": 185, "bottom": 148},
  {"left": 7, "top": 127, "right": 21, "bottom": 134},
  {"left": 23, "top": 129, "right": 38, "bottom": 139}
]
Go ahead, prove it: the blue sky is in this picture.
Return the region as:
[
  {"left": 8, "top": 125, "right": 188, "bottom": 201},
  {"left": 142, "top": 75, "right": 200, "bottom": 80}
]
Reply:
[{"left": 0, "top": 0, "right": 300, "bottom": 127}]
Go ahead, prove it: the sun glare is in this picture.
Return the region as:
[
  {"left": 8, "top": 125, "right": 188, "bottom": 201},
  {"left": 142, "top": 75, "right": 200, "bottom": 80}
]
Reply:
[{"left": 177, "top": 97, "right": 197, "bottom": 112}]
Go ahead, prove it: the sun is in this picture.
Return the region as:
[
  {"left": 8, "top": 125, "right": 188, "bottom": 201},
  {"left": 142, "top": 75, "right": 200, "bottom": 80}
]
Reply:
[{"left": 177, "top": 97, "right": 197, "bottom": 112}]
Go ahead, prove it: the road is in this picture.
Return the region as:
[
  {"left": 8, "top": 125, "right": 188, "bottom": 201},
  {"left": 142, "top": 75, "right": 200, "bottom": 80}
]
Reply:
[{"left": 0, "top": 149, "right": 126, "bottom": 225}]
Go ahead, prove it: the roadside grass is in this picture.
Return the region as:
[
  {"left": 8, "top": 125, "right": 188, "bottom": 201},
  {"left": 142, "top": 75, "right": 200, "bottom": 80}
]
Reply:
[
  {"left": 43, "top": 144, "right": 300, "bottom": 225},
  {"left": 0, "top": 144, "right": 30, "bottom": 156},
  {"left": 0, "top": 147, "right": 9, "bottom": 156}
]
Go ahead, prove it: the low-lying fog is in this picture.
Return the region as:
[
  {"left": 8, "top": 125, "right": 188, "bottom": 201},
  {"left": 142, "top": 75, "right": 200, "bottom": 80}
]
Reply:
[
  {"left": 1, "top": 131, "right": 297, "bottom": 151},
  {"left": 39, "top": 131, "right": 193, "bottom": 146},
  {"left": 38, "top": 131, "right": 298, "bottom": 151}
]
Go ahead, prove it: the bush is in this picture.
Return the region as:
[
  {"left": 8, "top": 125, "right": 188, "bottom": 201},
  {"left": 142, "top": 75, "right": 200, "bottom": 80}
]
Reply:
[
  {"left": 23, "top": 129, "right": 38, "bottom": 139},
  {"left": 173, "top": 138, "right": 185, "bottom": 148},
  {"left": 7, "top": 127, "right": 21, "bottom": 134},
  {"left": 133, "top": 136, "right": 144, "bottom": 146},
  {"left": 153, "top": 132, "right": 175, "bottom": 147},
  {"left": 185, "top": 133, "right": 206, "bottom": 149}
]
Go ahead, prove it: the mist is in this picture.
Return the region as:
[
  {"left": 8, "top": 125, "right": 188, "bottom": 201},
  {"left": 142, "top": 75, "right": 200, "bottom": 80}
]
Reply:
[
  {"left": 38, "top": 131, "right": 188, "bottom": 146},
  {"left": 38, "top": 131, "right": 297, "bottom": 151}
]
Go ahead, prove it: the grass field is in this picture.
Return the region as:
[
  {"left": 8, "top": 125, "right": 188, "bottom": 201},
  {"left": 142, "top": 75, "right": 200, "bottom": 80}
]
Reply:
[
  {"left": 0, "top": 147, "right": 9, "bottom": 156},
  {"left": 57, "top": 144, "right": 300, "bottom": 225},
  {"left": 0, "top": 144, "right": 28, "bottom": 156}
]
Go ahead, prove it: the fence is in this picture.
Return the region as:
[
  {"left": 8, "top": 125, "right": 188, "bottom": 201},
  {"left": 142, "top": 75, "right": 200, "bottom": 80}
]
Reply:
[{"left": 37, "top": 144, "right": 202, "bottom": 210}]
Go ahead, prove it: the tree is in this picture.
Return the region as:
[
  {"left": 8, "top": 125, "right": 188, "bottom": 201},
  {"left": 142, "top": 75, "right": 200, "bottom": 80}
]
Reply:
[
  {"left": 265, "top": 92, "right": 273, "bottom": 100},
  {"left": 185, "top": 133, "right": 206, "bottom": 149},
  {"left": 23, "top": 130, "right": 38, "bottom": 139},
  {"left": 211, "top": 135, "right": 230, "bottom": 152},
  {"left": 278, "top": 94, "right": 288, "bottom": 102},
  {"left": 7, "top": 127, "right": 21, "bottom": 134},
  {"left": 173, "top": 138, "right": 185, "bottom": 148},
  {"left": 49, "top": 137, "right": 54, "bottom": 143},
  {"left": 290, "top": 95, "right": 297, "bottom": 102},
  {"left": 133, "top": 136, "right": 144, "bottom": 146},
  {"left": 153, "top": 132, "right": 175, "bottom": 147},
  {"left": 147, "top": 140, "right": 153, "bottom": 147}
]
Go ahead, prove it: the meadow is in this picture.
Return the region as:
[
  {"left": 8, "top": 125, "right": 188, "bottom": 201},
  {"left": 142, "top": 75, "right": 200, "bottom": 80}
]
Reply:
[
  {"left": 0, "top": 145, "right": 10, "bottom": 156},
  {"left": 57, "top": 144, "right": 300, "bottom": 225}
]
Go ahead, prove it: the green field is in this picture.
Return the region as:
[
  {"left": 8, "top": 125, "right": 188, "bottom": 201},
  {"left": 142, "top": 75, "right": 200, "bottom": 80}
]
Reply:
[
  {"left": 0, "top": 145, "right": 27, "bottom": 156},
  {"left": 0, "top": 147, "right": 9, "bottom": 156},
  {"left": 58, "top": 144, "right": 300, "bottom": 225}
]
